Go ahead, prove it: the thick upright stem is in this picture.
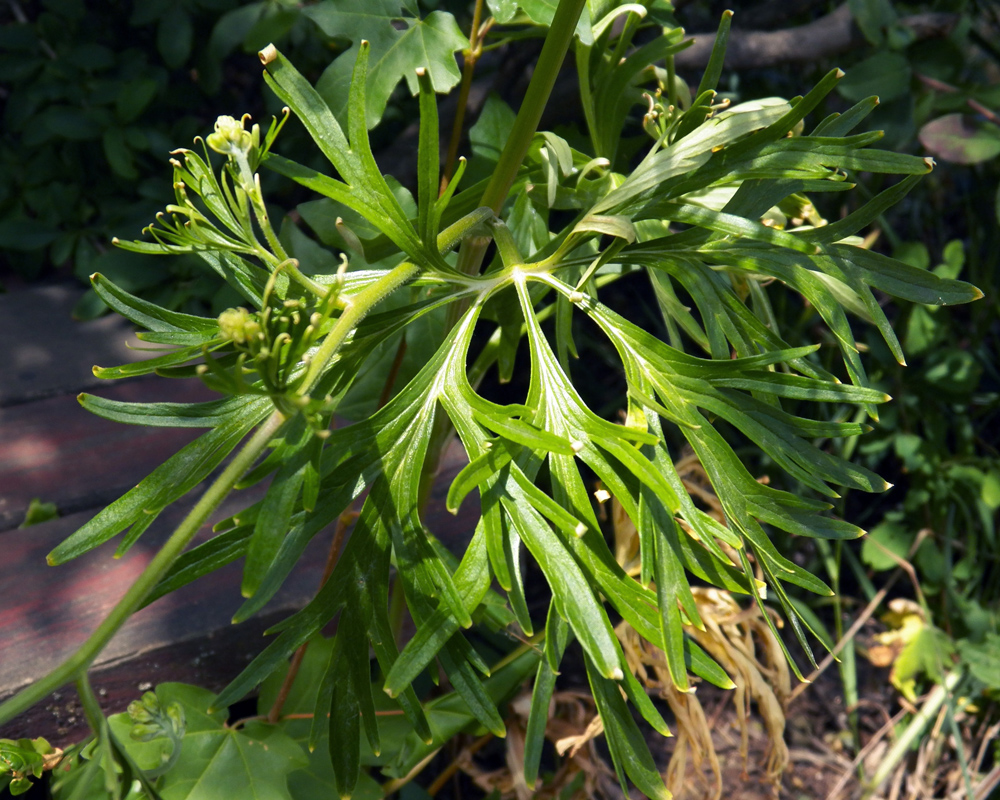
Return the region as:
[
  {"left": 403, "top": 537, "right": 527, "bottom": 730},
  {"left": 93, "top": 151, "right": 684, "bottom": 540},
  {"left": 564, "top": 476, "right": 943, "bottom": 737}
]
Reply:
[
  {"left": 478, "top": 0, "right": 587, "bottom": 215},
  {"left": 440, "top": 0, "right": 487, "bottom": 193},
  {"left": 421, "top": 0, "right": 589, "bottom": 506}
]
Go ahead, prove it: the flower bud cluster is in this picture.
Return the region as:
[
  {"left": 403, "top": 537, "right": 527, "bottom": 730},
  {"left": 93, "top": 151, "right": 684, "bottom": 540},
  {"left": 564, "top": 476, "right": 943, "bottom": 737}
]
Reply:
[
  {"left": 126, "top": 691, "right": 186, "bottom": 744},
  {"left": 218, "top": 307, "right": 263, "bottom": 346},
  {"left": 204, "top": 265, "right": 343, "bottom": 423}
]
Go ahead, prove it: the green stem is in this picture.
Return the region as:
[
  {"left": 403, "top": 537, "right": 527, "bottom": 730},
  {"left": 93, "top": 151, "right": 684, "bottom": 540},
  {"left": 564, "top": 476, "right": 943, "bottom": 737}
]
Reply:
[
  {"left": 866, "top": 669, "right": 964, "bottom": 795},
  {"left": 75, "top": 675, "right": 105, "bottom": 735},
  {"left": 489, "top": 218, "right": 524, "bottom": 267},
  {"left": 424, "top": 0, "right": 588, "bottom": 502},
  {"left": 0, "top": 252, "right": 424, "bottom": 728},
  {"left": 258, "top": 208, "right": 288, "bottom": 262},
  {"left": 0, "top": 410, "right": 286, "bottom": 727},
  {"left": 478, "top": 0, "right": 587, "bottom": 215},
  {"left": 298, "top": 259, "right": 420, "bottom": 395}
]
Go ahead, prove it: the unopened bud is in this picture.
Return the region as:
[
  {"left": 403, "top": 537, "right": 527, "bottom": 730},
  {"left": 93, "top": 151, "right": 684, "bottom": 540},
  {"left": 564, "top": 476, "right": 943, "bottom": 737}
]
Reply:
[
  {"left": 218, "top": 307, "right": 261, "bottom": 345},
  {"left": 206, "top": 115, "right": 254, "bottom": 159}
]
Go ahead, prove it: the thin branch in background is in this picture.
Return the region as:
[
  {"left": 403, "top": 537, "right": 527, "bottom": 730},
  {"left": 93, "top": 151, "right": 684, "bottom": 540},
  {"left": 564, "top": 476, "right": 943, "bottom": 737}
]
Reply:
[
  {"left": 440, "top": 0, "right": 491, "bottom": 194},
  {"left": 789, "top": 529, "right": 931, "bottom": 703},
  {"left": 378, "top": 337, "right": 410, "bottom": 409},
  {"left": 266, "top": 449, "right": 357, "bottom": 724},
  {"left": 427, "top": 733, "right": 495, "bottom": 796},
  {"left": 674, "top": 2, "right": 958, "bottom": 71},
  {"left": 265, "top": 642, "right": 310, "bottom": 725},
  {"left": 916, "top": 73, "right": 1000, "bottom": 126}
]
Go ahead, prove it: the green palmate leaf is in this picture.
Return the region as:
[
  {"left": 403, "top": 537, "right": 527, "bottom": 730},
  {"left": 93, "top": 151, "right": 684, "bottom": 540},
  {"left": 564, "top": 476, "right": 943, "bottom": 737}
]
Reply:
[
  {"left": 112, "top": 684, "right": 308, "bottom": 800},
  {"left": 9, "top": 8, "right": 988, "bottom": 800},
  {"left": 260, "top": 47, "right": 436, "bottom": 268},
  {"left": 304, "top": 2, "right": 467, "bottom": 127}
]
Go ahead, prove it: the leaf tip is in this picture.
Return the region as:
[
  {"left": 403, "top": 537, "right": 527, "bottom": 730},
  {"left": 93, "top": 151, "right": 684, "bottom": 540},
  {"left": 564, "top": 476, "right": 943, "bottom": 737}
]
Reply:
[
  {"left": 923, "top": 157, "right": 936, "bottom": 171},
  {"left": 383, "top": 685, "right": 397, "bottom": 699},
  {"left": 835, "top": 68, "right": 845, "bottom": 79},
  {"left": 722, "top": 9, "right": 734, "bottom": 19},
  {"left": 574, "top": 522, "right": 587, "bottom": 537},
  {"left": 609, "top": 666, "right": 624, "bottom": 681},
  {"left": 259, "top": 44, "right": 277, "bottom": 66}
]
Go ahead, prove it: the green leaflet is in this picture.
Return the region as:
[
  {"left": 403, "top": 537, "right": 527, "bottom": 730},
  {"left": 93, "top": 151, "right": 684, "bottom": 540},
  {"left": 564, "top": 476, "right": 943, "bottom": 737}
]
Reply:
[
  {"left": 502, "top": 496, "right": 622, "bottom": 680},
  {"left": 585, "top": 655, "right": 671, "bottom": 800},
  {"left": 48, "top": 398, "right": 271, "bottom": 564},
  {"left": 142, "top": 526, "right": 254, "bottom": 607},
  {"left": 91, "top": 274, "right": 218, "bottom": 334},
  {"left": 79, "top": 395, "right": 247, "bottom": 428},
  {"left": 523, "top": 603, "right": 569, "bottom": 788}
]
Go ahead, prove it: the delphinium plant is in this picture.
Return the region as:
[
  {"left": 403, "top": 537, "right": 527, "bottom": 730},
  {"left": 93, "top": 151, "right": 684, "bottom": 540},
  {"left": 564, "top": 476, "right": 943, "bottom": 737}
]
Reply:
[{"left": 0, "top": 0, "right": 983, "bottom": 797}]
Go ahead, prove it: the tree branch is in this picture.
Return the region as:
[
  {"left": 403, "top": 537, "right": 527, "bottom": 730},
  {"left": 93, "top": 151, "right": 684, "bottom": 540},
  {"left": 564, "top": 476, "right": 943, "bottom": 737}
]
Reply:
[{"left": 674, "top": 3, "right": 958, "bottom": 72}]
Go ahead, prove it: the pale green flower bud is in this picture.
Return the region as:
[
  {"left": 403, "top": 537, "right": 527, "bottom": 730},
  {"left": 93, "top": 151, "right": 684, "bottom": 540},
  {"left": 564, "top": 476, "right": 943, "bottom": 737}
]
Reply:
[
  {"left": 218, "top": 307, "right": 261, "bottom": 345},
  {"left": 206, "top": 115, "right": 254, "bottom": 159}
]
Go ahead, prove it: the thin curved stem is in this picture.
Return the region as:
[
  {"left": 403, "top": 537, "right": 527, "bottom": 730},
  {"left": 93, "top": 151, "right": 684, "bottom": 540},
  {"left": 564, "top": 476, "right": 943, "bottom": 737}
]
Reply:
[
  {"left": 0, "top": 410, "right": 287, "bottom": 727},
  {"left": 440, "top": 0, "right": 489, "bottom": 193}
]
